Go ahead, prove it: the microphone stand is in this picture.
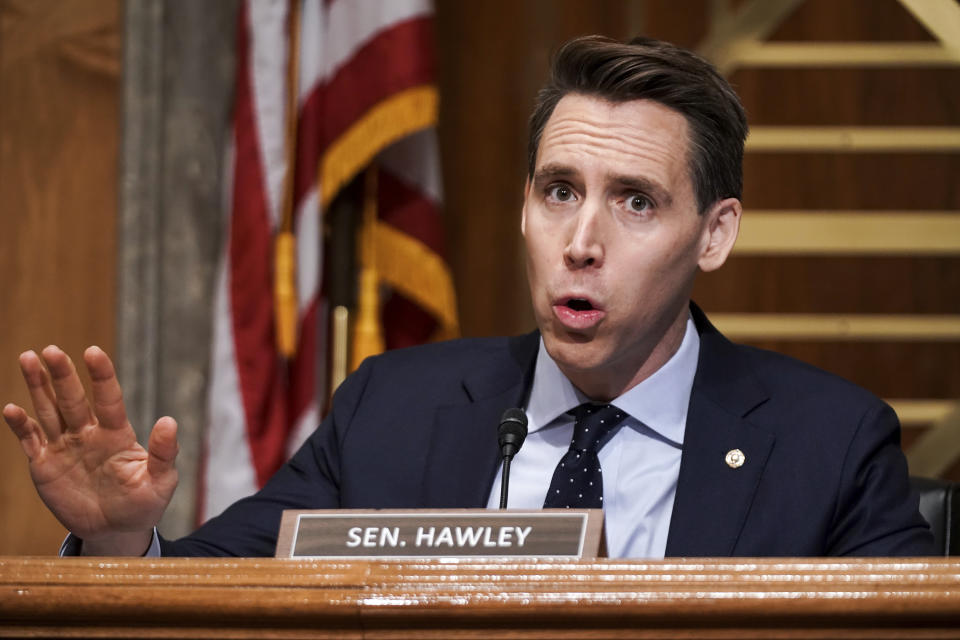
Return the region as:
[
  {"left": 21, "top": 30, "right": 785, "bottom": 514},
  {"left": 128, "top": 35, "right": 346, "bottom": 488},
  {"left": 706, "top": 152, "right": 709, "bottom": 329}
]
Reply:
[
  {"left": 499, "top": 456, "right": 514, "bottom": 509},
  {"left": 497, "top": 408, "right": 528, "bottom": 509}
]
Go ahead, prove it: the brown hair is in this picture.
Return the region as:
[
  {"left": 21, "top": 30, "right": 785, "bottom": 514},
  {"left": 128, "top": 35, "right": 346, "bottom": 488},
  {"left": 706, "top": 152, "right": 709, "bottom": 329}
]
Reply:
[{"left": 528, "top": 36, "right": 748, "bottom": 213}]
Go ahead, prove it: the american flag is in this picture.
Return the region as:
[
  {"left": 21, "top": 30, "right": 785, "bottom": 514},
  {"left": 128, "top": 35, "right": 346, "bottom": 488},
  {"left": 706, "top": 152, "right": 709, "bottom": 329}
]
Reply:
[{"left": 200, "top": 0, "right": 456, "bottom": 522}]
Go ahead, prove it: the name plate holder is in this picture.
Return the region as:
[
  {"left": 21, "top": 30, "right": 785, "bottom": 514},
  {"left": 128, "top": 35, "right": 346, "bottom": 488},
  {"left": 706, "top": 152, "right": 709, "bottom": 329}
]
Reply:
[{"left": 276, "top": 509, "right": 605, "bottom": 559}]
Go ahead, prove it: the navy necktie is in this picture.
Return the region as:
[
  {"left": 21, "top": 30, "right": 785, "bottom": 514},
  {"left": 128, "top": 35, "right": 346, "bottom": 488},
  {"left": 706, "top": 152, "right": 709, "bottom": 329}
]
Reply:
[{"left": 543, "top": 403, "right": 627, "bottom": 509}]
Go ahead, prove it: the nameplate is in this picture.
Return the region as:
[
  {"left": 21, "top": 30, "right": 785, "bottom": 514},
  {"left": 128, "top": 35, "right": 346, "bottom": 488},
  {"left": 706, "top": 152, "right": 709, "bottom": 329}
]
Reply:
[{"left": 275, "top": 509, "right": 603, "bottom": 559}]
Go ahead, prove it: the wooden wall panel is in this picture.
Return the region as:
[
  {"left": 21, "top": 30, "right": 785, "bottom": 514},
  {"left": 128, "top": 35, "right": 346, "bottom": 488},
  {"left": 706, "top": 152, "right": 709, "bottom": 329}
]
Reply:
[
  {"left": 768, "top": 0, "right": 933, "bottom": 41},
  {"left": 740, "top": 155, "right": 960, "bottom": 209},
  {"left": 700, "top": 257, "right": 960, "bottom": 314},
  {"left": 735, "top": 69, "right": 960, "bottom": 126},
  {"left": 740, "top": 342, "right": 960, "bottom": 400},
  {"left": 0, "top": 0, "right": 121, "bottom": 554},
  {"left": 434, "top": 0, "right": 643, "bottom": 338}
]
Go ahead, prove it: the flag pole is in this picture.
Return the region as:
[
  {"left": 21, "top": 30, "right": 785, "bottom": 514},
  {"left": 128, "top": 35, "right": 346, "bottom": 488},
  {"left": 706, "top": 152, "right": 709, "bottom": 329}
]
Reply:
[
  {"left": 274, "top": 0, "right": 302, "bottom": 359},
  {"left": 350, "top": 167, "right": 386, "bottom": 370},
  {"left": 326, "top": 176, "right": 361, "bottom": 401}
]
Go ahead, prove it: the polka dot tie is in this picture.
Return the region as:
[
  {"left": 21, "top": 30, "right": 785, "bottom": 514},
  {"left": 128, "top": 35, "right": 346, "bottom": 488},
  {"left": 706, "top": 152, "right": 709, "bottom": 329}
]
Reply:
[{"left": 542, "top": 403, "right": 627, "bottom": 509}]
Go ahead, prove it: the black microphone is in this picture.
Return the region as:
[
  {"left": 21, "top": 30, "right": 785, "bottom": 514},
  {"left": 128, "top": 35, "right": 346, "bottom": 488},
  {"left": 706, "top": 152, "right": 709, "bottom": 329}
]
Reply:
[{"left": 497, "top": 408, "right": 528, "bottom": 509}]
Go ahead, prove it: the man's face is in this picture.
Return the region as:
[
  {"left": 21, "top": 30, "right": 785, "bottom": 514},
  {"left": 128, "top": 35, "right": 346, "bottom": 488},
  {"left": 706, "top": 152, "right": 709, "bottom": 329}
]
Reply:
[{"left": 522, "top": 94, "right": 739, "bottom": 400}]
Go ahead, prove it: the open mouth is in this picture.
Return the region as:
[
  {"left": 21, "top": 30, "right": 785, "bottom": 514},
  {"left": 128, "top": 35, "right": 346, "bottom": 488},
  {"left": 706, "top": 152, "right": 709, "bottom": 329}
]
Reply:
[
  {"left": 564, "top": 298, "right": 595, "bottom": 312},
  {"left": 553, "top": 296, "right": 604, "bottom": 330}
]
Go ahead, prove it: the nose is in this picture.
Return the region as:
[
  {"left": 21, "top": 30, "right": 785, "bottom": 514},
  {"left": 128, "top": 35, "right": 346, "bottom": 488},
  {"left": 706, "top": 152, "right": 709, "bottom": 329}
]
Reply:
[{"left": 563, "top": 202, "right": 604, "bottom": 269}]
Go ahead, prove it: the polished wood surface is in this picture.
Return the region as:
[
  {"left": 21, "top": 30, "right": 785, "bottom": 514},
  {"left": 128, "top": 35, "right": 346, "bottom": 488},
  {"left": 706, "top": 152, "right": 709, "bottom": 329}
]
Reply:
[{"left": 1, "top": 557, "right": 959, "bottom": 638}]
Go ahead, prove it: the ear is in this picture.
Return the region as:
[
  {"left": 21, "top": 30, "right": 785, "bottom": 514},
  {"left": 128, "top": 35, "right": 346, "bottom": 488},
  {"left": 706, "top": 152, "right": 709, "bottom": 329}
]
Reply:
[
  {"left": 520, "top": 177, "right": 531, "bottom": 236},
  {"left": 698, "top": 197, "right": 741, "bottom": 273}
]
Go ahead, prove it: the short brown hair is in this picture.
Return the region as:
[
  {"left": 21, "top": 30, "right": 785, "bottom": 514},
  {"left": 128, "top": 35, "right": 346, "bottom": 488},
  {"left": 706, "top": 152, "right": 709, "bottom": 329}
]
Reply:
[{"left": 528, "top": 36, "right": 748, "bottom": 213}]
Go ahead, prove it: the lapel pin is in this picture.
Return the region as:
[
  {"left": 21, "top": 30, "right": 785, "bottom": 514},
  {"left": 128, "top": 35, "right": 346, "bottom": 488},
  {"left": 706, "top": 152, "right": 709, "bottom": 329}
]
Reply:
[{"left": 725, "top": 448, "right": 745, "bottom": 469}]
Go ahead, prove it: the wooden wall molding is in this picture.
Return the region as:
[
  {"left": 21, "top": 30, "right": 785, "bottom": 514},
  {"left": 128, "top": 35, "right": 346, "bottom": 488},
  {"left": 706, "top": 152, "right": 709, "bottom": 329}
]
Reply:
[
  {"left": 722, "top": 42, "right": 960, "bottom": 67},
  {"left": 701, "top": 0, "right": 960, "bottom": 74},
  {"left": 890, "top": 399, "right": 958, "bottom": 427},
  {"left": 899, "top": 0, "right": 960, "bottom": 51},
  {"left": 746, "top": 127, "right": 960, "bottom": 151},
  {"left": 735, "top": 211, "right": 960, "bottom": 255},
  {"left": 907, "top": 404, "right": 960, "bottom": 477},
  {"left": 712, "top": 313, "right": 960, "bottom": 341}
]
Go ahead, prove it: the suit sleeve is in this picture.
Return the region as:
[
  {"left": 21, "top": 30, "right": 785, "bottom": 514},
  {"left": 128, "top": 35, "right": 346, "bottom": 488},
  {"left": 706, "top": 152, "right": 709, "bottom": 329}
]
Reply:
[
  {"left": 158, "top": 358, "right": 375, "bottom": 557},
  {"left": 827, "top": 400, "right": 936, "bottom": 556}
]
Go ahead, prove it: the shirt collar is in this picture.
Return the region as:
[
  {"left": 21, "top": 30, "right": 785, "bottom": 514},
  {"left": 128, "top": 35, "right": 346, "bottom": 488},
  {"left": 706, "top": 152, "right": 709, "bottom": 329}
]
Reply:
[{"left": 526, "top": 315, "right": 700, "bottom": 446}]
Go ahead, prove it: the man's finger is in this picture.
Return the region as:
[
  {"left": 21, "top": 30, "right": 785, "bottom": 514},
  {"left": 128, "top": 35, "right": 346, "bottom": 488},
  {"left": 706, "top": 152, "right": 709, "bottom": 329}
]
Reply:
[
  {"left": 147, "top": 416, "right": 179, "bottom": 479},
  {"left": 18, "top": 350, "right": 65, "bottom": 442},
  {"left": 84, "top": 346, "right": 130, "bottom": 431},
  {"left": 42, "top": 345, "right": 96, "bottom": 433},
  {"left": 3, "top": 403, "right": 46, "bottom": 460}
]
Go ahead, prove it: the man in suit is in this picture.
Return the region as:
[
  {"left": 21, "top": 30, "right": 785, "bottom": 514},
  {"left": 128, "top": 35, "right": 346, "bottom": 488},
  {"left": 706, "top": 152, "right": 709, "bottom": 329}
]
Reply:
[{"left": 4, "top": 36, "right": 934, "bottom": 557}]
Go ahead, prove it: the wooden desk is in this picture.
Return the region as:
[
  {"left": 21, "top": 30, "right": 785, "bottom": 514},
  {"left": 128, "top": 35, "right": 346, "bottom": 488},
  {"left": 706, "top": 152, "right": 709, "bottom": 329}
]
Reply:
[{"left": 1, "top": 557, "right": 959, "bottom": 638}]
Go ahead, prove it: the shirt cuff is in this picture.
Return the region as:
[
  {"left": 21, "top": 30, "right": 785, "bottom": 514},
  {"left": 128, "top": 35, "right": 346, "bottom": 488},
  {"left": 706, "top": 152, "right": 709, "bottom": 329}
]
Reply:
[{"left": 59, "top": 528, "right": 162, "bottom": 557}]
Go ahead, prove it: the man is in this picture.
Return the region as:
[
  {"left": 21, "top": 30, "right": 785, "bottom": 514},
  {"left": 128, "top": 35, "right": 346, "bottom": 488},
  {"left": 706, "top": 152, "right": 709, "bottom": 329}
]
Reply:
[{"left": 4, "top": 36, "right": 934, "bottom": 557}]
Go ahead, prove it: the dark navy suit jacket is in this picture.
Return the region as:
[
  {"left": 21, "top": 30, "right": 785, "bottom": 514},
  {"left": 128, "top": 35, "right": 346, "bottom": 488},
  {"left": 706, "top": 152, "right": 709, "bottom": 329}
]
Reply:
[{"left": 163, "top": 306, "right": 934, "bottom": 557}]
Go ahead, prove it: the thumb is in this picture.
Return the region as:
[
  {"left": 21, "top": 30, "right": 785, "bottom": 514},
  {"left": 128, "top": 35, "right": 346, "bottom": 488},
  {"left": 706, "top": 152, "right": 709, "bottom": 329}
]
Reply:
[{"left": 147, "top": 416, "right": 179, "bottom": 478}]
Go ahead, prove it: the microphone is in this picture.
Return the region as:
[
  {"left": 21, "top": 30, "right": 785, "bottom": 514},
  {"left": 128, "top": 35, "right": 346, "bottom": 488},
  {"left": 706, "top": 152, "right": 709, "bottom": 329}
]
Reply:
[{"left": 497, "top": 408, "right": 528, "bottom": 508}]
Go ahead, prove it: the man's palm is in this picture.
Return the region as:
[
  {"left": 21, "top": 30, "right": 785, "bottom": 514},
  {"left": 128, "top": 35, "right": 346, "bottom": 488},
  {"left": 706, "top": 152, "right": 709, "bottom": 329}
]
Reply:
[{"left": 3, "top": 346, "right": 178, "bottom": 549}]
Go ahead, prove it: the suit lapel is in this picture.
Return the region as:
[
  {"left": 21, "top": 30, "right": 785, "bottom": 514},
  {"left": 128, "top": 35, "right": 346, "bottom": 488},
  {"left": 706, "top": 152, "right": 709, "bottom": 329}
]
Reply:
[
  {"left": 665, "top": 306, "right": 775, "bottom": 556},
  {"left": 421, "top": 333, "right": 539, "bottom": 507},
  {"left": 664, "top": 392, "right": 775, "bottom": 556}
]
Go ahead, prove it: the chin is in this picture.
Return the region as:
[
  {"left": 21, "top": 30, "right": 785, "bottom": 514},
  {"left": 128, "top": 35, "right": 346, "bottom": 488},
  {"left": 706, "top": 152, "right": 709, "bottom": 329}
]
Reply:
[{"left": 544, "top": 333, "right": 608, "bottom": 372}]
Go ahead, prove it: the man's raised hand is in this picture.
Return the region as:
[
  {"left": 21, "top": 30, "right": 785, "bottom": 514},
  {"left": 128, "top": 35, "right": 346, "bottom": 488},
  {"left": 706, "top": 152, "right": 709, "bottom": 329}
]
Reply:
[{"left": 2, "top": 346, "right": 179, "bottom": 555}]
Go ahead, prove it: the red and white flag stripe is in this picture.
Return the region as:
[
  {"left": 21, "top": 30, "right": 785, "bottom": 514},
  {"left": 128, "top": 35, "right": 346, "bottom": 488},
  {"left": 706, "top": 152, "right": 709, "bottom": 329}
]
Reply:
[{"left": 201, "top": 0, "right": 446, "bottom": 522}]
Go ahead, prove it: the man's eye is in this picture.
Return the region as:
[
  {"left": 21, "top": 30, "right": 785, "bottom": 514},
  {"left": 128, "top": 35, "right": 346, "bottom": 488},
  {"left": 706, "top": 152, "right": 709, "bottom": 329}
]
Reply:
[
  {"left": 626, "top": 193, "right": 652, "bottom": 213},
  {"left": 547, "top": 185, "right": 575, "bottom": 202}
]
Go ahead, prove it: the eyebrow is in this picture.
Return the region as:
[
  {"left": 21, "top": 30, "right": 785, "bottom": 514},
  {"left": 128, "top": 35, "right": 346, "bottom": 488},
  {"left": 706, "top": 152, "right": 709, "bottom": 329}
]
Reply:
[
  {"left": 609, "top": 174, "right": 673, "bottom": 208},
  {"left": 532, "top": 163, "right": 674, "bottom": 207},
  {"left": 532, "top": 163, "right": 578, "bottom": 186}
]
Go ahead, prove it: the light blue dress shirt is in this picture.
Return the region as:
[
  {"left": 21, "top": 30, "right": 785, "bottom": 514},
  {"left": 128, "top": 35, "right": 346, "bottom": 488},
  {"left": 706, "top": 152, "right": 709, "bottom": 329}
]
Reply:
[{"left": 486, "top": 316, "right": 700, "bottom": 558}]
